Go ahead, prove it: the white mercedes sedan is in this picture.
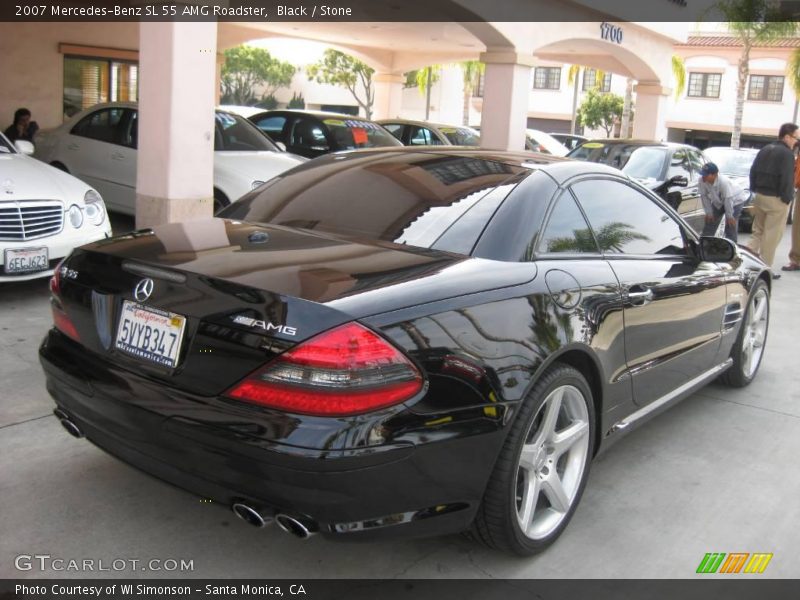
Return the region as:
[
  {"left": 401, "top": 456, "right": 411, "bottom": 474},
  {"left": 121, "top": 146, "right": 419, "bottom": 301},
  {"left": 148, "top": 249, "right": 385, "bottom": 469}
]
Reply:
[
  {"left": 0, "top": 133, "right": 111, "bottom": 282},
  {"left": 34, "top": 103, "right": 306, "bottom": 215}
]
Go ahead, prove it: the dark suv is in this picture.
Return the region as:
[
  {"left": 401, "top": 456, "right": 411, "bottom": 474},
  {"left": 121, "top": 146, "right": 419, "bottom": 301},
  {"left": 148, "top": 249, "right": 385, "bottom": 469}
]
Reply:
[{"left": 567, "top": 140, "right": 708, "bottom": 232}]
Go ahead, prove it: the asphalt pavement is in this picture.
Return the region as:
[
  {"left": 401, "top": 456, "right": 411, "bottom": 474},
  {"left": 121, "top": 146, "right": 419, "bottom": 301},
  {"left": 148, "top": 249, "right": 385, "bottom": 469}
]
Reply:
[{"left": 1, "top": 213, "right": 798, "bottom": 579}]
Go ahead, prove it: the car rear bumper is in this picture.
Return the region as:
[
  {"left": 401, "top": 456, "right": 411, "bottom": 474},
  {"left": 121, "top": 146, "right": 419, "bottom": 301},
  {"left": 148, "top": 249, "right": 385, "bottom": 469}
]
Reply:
[{"left": 39, "top": 329, "right": 507, "bottom": 540}]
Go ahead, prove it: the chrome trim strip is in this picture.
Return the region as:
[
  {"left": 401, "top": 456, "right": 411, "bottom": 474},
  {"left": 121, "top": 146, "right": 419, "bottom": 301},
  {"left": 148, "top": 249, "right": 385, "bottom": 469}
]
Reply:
[
  {"left": 607, "top": 358, "right": 733, "bottom": 436},
  {"left": 122, "top": 260, "right": 187, "bottom": 284}
]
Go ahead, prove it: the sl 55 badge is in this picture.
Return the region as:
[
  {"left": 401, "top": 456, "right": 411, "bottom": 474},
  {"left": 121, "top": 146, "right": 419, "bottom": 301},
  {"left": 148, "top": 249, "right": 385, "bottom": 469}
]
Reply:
[{"left": 231, "top": 315, "right": 297, "bottom": 336}]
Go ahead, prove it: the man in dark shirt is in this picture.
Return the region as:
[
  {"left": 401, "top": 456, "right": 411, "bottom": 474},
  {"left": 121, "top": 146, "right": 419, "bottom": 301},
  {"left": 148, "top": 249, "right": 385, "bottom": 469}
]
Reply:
[
  {"left": 3, "top": 108, "right": 39, "bottom": 143},
  {"left": 747, "top": 122, "right": 798, "bottom": 278}
]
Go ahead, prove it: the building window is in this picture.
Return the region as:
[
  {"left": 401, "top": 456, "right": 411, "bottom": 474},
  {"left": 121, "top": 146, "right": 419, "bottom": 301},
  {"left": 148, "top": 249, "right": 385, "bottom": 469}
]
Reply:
[
  {"left": 64, "top": 56, "right": 138, "bottom": 119},
  {"left": 748, "top": 75, "right": 784, "bottom": 102},
  {"left": 687, "top": 72, "right": 722, "bottom": 98},
  {"left": 533, "top": 67, "right": 561, "bottom": 90},
  {"left": 582, "top": 69, "right": 612, "bottom": 92}
]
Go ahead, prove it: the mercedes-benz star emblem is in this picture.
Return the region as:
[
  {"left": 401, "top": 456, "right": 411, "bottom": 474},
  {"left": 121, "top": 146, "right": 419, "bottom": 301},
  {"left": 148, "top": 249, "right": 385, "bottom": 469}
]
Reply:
[{"left": 134, "top": 278, "right": 154, "bottom": 302}]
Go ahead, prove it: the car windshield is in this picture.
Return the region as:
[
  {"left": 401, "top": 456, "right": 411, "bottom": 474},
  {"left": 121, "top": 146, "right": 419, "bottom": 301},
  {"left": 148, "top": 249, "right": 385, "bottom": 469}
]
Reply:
[
  {"left": 525, "top": 130, "right": 569, "bottom": 156},
  {"left": 619, "top": 147, "right": 668, "bottom": 180},
  {"left": 0, "top": 133, "right": 14, "bottom": 153},
  {"left": 704, "top": 148, "right": 755, "bottom": 177},
  {"left": 320, "top": 117, "right": 401, "bottom": 149},
  {"left": 439, "top": 126, "right": 481, "bottom": 146},
  {"left": 214, "top": 112, "right": 279, "bottom": 152},
  {"left": 218, "top": 153, "right": 526, "bottom": 253}
]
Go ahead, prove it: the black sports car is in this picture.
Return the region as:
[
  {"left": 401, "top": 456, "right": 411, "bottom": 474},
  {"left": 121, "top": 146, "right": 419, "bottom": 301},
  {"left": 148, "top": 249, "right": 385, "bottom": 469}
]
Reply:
[{"left": 40, "top": 149, "right": 771, "bottom": 555}]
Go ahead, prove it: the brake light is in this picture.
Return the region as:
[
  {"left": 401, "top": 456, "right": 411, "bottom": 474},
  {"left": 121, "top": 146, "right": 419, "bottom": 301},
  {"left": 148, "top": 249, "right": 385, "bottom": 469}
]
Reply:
[
  {"left": 49, "top": 260, "right": 80, "bottom": 342},
  {"left": 226, "top": 322, "right": 423, "bottom": 416}
]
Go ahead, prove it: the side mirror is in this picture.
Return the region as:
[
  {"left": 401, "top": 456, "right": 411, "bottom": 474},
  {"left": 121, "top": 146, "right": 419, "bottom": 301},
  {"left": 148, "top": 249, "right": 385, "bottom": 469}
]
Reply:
[
  {"left": 668, "top": 175, "right": 688, "bottom": 187},
  {"left": 699, "top": 236, "right": 736, "bottom": 262},
  {"left": 14, "top": 140, "right": 34, "bottom": 155},
  {"left": 275, "top": 141, "right": 287, "bottom": 152}
]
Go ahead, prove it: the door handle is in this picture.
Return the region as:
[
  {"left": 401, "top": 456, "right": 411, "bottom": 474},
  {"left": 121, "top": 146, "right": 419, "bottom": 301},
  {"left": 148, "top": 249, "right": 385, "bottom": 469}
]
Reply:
[
  {"left": 111, "top": 152, "right": 125, "bottom": 160},
  {"left": 627, "top": 287, "right": 654, "bottom": 306},
  {"left": 66, "top": 143, "right": 78, "bottom": 151}
]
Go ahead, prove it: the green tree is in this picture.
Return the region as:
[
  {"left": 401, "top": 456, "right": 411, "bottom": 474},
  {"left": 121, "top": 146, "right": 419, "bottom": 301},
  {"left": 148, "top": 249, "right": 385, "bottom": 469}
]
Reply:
[
  {"left": 672, "top": 55, "right": 687, "bottom": 99},
  {"left": 287, "top": 92, "right": 305, "bottom": 109},
  {"left": 414, "top": 65, "right": 442, "bottom": 121},
  {"left": 307, "top": 50, "right": 375, "bottom": 119},
  {"left": 459, "top": 61, "right": 484, "bottom": 125},
  {"left": 711, "top": 1, "right": 797, "bottom": 148},
  {"left": 220, "top": 46, "right": 295, "bottom": 106},
  {"left": 567, "top": 65, "right": 607, "bottom": 134},
  {"left": 577, "top": 89, "right": 624, "bottom": 137}
]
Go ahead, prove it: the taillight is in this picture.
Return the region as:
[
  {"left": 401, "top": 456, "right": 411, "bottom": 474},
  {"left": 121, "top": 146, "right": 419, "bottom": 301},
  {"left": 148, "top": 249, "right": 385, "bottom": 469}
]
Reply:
[
  {"left": 226, "top": 322, "right": 423, "bottom": 416},
  {"left": 50, "top": 260, "right": 80, "bottom": 342}
]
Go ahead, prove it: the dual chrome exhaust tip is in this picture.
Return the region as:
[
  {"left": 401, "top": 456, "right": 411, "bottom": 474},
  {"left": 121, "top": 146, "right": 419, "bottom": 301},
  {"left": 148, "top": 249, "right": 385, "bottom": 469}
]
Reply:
[
  {"left": 231, "top": 502, "right": 317, "bottom": 539},
  {"left": 54, "top": 408, "right": 84, "bottom": 439},
  {"left": 53, "top": 408, "right": 317, "bottom": 540}
]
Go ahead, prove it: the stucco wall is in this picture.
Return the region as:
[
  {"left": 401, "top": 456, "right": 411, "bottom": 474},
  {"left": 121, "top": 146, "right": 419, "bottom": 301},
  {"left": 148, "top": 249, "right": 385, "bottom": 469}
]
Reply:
[{"left": 0, "top": 23, "right": 140, "bottom": 130}]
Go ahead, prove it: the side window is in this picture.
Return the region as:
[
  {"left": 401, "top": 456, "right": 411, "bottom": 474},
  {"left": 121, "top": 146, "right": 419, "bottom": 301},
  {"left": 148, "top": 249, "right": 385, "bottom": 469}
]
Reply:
[
  {"left": 70, "top": 108, "right": 126, "bottom": 144},
  {"left": 571, "top": 179, "right": 687, "bottom": 256},
  {"left": 687, "top": 150, "right": 705, "bottom": 181},
  {"left": 409, "top": 126, "right": 439, "bottom": 146},
  {"left": 667, "top": 150, "right": 691, "bottom": 180},
  {"left": 381, "top": 123, "right": 405, "bottom": 142},
  {"left": 290, "top": 118, "right": 329, "bottom": 151},
  {"left": 537, "top": 193, "right": 599, "bottom": 257},
  {"left": 254, "top": 115, "right": 287, "bottom": 142},
  {"left": 121, "top": 110, "right": 137, "bottom": 149}
]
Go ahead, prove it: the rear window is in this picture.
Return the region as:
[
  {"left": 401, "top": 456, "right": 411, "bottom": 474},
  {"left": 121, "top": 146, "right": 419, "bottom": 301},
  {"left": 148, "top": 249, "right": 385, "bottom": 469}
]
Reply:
[
  {"left": 323, "top": 118, "right": 401, "bottom": 149},
  {"left": 218, "top": 153, "right": 526, "bottom": 254}
]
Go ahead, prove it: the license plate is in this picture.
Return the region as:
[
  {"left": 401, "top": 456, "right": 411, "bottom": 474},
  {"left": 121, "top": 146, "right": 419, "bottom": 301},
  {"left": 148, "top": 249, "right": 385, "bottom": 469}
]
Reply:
[
  {"left": 4, "top": 247, "right": 48, "bottom": 274},
  {"left": 115, "top": 301, "right": 186, "bottom": 368}
]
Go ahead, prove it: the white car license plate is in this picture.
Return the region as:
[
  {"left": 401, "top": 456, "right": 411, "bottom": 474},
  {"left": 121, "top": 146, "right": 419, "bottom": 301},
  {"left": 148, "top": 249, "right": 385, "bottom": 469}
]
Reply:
[
  {"left": 4, "top": 247, "right": 49, "bottom": 274},
  {"left": 115, "top": 301, "right": 186, "bottom": 368}
]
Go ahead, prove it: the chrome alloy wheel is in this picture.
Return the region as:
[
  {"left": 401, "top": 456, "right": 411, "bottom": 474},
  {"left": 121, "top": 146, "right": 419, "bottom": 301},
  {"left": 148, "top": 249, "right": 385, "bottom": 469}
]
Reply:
[
  {"left": 514, "top": 384, "right": 590, "bottom": 540},
  {"left": 742, "top": 287, "right": 769, "bottom": 379}
]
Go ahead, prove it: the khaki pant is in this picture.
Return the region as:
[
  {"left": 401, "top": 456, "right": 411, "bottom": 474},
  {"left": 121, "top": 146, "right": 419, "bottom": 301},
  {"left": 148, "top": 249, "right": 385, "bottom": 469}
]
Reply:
[
  {"left": 748, "top": 193, "right": 791, "bottom": 268},
  {"left": 788, "top": 190, "right": 800, "bottom": 265}
]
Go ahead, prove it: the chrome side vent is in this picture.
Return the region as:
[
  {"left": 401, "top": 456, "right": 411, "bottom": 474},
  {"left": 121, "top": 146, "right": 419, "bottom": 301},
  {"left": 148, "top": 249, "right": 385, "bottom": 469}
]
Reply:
[{"left": 723, "top": 302, "right": 743, "bottom": 331}]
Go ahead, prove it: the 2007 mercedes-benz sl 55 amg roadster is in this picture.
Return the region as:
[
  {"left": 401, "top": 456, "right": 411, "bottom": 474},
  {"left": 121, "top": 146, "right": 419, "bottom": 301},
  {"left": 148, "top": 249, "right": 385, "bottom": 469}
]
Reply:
[{"left": 40, "top": 148, "right": 771, "bottom": 555}]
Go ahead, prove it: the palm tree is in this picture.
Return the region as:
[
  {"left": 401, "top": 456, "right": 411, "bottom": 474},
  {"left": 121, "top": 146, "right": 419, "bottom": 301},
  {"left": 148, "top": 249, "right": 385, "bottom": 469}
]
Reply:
[
  {"left": 620, "top": 78, "right": 634, "bottom": 138},
  {"left": 459, "top": 61, "right": 485, "bottom": 126},
  {"left": 713, "top": 1, "right": 797, "bottom": 148},
  {"left": 672, "top": 55, "right": 687, "bottom": 99},
  {"left": 415, "top": 65, "right": 441, "bottom": 121},
  {"left": 787, "top": 47, "right": 800, "bottom": 123},
  {"left": 567, "top": 65, "right": 606, "bottom": 135}
]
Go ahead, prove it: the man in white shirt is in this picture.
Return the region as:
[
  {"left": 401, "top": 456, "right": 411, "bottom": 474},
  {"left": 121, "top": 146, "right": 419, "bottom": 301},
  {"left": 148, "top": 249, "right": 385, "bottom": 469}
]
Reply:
[{"left": 699, "top": 162, "right": 750, "bottom": 243}]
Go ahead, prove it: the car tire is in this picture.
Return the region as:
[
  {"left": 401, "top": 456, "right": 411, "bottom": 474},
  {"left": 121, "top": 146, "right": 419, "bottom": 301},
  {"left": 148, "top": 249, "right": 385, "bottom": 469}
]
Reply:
[
  {"left": 213, "top": 189, "right": 229, "bottom": 215},
  {"left": 469, "top": 363, "right": 595, "bottom": 555},
  {"left": 720, "top": 279, "right": 770, "bottom": 388}
]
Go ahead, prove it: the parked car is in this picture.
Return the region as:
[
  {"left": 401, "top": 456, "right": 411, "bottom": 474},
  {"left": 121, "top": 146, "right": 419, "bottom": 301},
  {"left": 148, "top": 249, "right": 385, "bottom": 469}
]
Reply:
[
  {"left": 702, "top": 146, "right": 791, "bottom": 232},
  {"left": 470, "top": 126, "right": 570, "bottom": 156},
  {"left": 524, "top": 129, "right": 570, "bottom": 156},
  {"left": 567, "top": 140, "right": 708, "bottom": 232},
  {"left": 42, "top": 148, "right": 771, "bottom": 555},
  {"left": 0, "top": 133, "right": 111, "bottom": 282},
  {"left": 549, "top": 133, "right": 588, "bottom": 151},
  {"left": 377, "top": 119, "right": 481, "bottom": 146},
  {"left": 247, "top": 109, "right": 402, "bottom": 159},
  {"left": 34, "top": 103, "right": 306, "bottom": 214}
]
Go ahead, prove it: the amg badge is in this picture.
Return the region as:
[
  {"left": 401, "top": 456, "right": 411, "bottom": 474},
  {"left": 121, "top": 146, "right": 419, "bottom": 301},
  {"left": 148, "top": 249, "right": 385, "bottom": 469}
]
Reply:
[{"left": 231, "top": 315, "right": 297, "bottom": 336}]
